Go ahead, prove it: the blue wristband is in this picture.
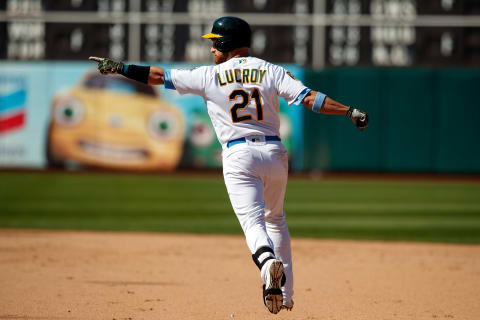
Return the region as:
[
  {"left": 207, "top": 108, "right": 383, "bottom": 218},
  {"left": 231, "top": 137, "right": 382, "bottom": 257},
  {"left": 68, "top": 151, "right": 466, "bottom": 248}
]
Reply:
[
  {"left": 312, "top": 92, "right": 327, "bottom": 113},
  {"left": 163, "top": 69, "right": 176, "bottom": 90}
]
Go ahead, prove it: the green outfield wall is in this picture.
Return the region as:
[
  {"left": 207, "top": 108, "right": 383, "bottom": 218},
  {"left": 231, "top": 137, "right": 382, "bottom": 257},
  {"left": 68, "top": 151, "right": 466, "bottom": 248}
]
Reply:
[{"left": 303, "top": 68, "right": 480, "bottom": 174}]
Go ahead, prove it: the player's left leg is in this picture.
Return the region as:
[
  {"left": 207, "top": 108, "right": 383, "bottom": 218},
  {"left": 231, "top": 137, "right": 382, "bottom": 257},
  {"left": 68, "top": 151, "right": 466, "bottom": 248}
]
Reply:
[{"left": 222, "top": 145, "right": 275, "bottom": 263}]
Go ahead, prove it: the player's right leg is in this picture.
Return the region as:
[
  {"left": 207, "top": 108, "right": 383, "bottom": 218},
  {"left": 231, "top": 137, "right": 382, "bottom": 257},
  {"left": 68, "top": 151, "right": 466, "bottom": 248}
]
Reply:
[
  {"left": 262, "top": 142, "right": 294, "bottom": 308},
  {"left": 265, "top": 213, "right": 293, "bottom": 308}
]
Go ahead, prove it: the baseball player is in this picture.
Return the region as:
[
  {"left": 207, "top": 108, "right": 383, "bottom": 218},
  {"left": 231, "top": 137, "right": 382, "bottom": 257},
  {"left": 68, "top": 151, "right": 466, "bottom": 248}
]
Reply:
[{"left": 90, "top": 16, "right": 368, "bottom": 314}]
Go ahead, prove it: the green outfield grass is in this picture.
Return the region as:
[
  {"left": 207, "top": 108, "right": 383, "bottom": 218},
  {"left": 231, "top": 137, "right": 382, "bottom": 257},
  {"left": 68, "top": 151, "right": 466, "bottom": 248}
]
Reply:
[{"left": 1, "top": 172, "right": 479, "bottom": 243}]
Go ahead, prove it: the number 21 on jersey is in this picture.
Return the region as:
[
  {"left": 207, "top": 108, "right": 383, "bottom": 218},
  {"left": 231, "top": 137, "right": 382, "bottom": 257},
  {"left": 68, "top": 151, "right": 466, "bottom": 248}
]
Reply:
[{"left": 229, "top": 88, "right": 263, "bottom": 123}]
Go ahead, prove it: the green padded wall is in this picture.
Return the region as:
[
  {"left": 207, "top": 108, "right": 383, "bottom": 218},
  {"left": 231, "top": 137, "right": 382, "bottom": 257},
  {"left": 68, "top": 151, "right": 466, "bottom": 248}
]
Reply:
[
  {"left": 303, "top": 68, "right": 480, "bottom": 173},
  {"left": 434, "top": 70, "right": 480, "bottom": 173}
]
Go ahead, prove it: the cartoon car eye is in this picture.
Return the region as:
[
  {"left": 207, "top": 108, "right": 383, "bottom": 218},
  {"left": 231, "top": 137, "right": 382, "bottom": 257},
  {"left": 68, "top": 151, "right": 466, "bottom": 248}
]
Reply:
[
  {"left": 148, "top": 110, "right": 178, "bottom": 140},
  {"left": 53, "top": 99, "right": 85, "bottom": 127}
]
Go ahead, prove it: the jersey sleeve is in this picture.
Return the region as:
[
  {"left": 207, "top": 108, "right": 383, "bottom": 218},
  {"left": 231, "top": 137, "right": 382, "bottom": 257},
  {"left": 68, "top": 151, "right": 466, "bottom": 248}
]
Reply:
[
  {"left": 274, "top": 66, "right": 309, "bottom": 106},
  {"left": 169, "top": 66, "right": 208, "bottom": 96}
]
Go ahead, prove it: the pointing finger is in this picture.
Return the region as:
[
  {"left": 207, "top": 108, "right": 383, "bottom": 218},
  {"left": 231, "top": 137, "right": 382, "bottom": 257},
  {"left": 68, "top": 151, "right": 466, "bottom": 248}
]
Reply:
[{"left": 89, "top": 56, "right": 104, "bottom": 63}]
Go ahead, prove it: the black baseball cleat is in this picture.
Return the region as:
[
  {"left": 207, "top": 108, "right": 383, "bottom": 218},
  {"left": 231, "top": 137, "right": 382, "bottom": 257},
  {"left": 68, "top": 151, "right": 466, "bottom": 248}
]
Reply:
[{"left": 262, "top": 259, "right": 284, "bottom": 314}]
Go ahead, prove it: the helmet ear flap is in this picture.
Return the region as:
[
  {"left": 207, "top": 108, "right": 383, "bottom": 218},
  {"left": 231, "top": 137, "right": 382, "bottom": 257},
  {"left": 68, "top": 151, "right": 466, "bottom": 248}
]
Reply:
[{"left": 214, "top": 35, "right": 234, "bottom": 53}]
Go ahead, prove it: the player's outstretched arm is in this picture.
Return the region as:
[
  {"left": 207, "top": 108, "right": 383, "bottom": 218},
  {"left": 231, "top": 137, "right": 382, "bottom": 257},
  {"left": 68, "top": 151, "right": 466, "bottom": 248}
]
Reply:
[
  {"left": 302, "top": 90, "right": 369, "bottom": 131},
  {"left": 88, "top": 57, "right": 165, "bottom": 86},
  {"left": 302, "top": 91, "right": 348, "bottom": 115}
]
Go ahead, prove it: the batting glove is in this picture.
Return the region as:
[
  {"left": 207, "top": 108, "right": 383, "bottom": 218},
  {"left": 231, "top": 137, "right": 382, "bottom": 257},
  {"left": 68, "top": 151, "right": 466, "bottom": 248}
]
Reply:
[
  {"left": 347, "top": 107, "right": 369, "bottom": 131},
  {"left": 89, "top": 56, "right": 124, "bottom": 75}
]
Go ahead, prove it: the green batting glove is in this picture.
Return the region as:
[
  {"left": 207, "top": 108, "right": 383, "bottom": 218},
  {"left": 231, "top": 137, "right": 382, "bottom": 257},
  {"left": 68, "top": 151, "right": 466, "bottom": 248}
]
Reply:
[{"left": 89, "top": 56, "right": 124, "bottom": 75}]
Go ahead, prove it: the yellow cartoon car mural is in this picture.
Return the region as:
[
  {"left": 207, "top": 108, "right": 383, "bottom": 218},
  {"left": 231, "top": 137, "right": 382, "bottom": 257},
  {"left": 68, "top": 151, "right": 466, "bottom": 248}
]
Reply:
[{"left": 46, "top": 73, "right": 185, "bottom": 171}]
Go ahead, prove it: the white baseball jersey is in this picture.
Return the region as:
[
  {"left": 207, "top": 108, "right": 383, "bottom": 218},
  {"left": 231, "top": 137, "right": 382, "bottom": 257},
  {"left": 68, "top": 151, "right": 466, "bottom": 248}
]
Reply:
[{"left": 167, "top": 57, "right": 308, "bottom": 146}]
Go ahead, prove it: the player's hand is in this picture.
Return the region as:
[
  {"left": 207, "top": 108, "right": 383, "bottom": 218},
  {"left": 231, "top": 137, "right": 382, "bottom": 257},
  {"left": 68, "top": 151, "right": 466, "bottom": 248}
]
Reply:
[
  {"left": 89, "top": 56, "right": 124, "bottom": 75},
  {"left": 347, "top": 107, "right": 368, "bottom": 131}
]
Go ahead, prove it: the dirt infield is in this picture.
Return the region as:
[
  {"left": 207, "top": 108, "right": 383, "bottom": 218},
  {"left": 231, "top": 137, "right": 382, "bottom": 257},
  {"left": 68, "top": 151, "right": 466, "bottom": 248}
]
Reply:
[{"left": 1, "top": 230, "right": 479, "bottom": 320}]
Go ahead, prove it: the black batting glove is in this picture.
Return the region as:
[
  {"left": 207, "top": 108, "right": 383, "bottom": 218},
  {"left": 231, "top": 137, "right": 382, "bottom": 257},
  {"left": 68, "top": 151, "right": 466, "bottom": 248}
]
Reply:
[{"left": 347, "top": 107, "right": 369, "bottom": 131}]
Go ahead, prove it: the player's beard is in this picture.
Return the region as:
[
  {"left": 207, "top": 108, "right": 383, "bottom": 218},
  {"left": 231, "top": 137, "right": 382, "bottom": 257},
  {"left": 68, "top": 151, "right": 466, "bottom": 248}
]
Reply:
[{"left": 214, "top": 51, "right": 227, "bottom": 64}]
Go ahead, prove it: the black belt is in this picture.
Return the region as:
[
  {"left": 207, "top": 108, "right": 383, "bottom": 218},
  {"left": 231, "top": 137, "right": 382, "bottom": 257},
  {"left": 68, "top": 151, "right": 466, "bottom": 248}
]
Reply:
[{"left": 227, "top": 136, "right": 281, "bottom": 148}]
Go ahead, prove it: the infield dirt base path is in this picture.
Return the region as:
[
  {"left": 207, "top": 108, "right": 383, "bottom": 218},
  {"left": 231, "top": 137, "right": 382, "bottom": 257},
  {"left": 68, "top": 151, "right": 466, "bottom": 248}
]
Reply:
[{"left": 0, "top": 230, "right": 479, "bottom": 320}]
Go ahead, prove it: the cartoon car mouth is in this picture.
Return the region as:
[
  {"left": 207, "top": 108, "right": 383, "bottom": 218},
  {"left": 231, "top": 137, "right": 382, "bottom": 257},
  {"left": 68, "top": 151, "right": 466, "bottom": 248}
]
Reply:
[{"left": 78, "top": 140, "right": 149, "bottom": 160}]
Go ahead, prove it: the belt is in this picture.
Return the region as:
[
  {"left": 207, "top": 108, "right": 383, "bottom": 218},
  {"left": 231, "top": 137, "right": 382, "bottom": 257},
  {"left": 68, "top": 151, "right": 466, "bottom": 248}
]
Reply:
[{"left": 226, "top": 135, "right": 281, "bottom": 148}]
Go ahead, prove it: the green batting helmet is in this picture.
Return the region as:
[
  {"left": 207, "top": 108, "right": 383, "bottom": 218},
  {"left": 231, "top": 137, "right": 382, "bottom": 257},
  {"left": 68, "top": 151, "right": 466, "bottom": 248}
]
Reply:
[{"left": 202, "top": 16, "right": 251, "bottom": 53}]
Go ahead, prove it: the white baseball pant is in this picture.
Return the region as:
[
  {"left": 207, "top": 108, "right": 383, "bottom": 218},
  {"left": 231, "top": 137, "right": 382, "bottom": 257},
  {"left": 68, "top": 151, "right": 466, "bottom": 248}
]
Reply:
[{"left": 222, "top": 137, "right": 293, "bottom": 303}]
